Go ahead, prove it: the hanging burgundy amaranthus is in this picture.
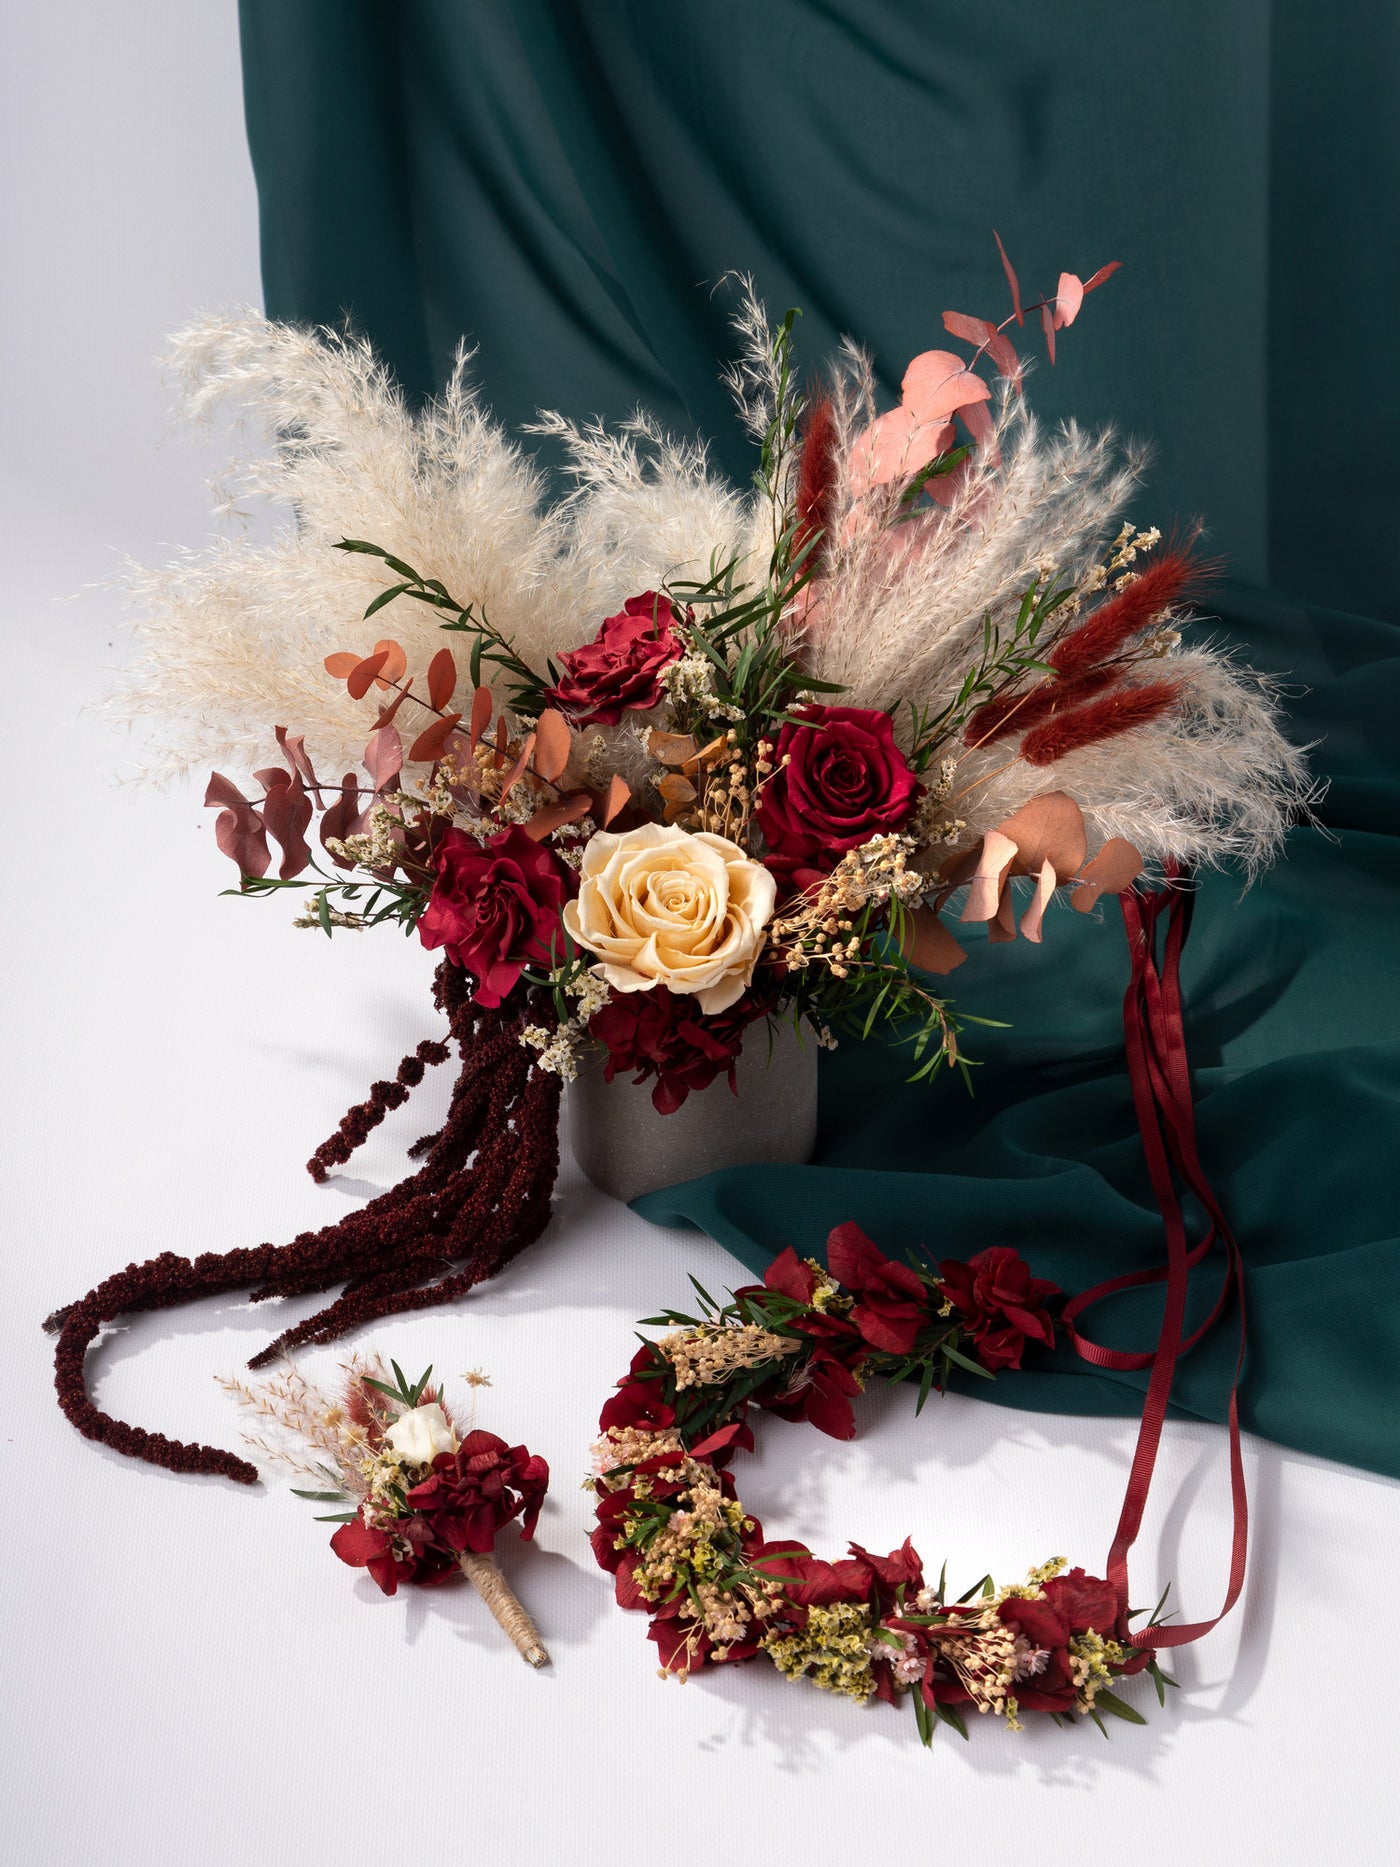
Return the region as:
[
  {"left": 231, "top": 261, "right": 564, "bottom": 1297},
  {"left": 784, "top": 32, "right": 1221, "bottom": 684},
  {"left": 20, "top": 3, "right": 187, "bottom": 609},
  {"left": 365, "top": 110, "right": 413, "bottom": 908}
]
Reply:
[{"left": 46, "top": 960, "right": 564, "bottom": 1483}]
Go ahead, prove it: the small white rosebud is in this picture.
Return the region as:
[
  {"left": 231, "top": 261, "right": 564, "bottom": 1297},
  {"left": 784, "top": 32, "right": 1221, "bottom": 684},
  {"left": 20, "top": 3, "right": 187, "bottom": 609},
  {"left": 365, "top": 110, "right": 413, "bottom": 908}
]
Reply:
[{"left": 384, "top": 1401, "right": 458, "bottom": 1466}]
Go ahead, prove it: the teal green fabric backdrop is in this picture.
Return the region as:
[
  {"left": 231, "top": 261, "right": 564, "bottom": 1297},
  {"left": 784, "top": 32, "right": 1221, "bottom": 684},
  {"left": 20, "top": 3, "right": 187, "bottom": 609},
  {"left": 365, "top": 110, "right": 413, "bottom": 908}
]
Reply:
[{"left": 238, "top": 1, "right": 1400, "bottom": 1475}]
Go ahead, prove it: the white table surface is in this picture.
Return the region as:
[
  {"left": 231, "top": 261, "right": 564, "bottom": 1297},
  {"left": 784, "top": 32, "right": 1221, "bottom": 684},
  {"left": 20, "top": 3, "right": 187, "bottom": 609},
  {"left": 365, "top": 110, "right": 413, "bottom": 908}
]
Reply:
[{"left": 3, "top": 7, "right": 1396, "bottom": 1863}]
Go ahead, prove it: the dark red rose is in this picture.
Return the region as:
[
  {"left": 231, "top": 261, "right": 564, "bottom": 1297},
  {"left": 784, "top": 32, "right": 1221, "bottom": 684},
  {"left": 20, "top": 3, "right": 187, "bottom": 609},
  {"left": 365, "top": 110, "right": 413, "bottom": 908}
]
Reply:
[
  {"left": 404, "top": 1429, "right": 549, "bottom": 1555},
  {"left": 543, "top": 591, "right": 686, "bottom": 727},
  {"left": 588, "top": 985, "right": 772, "bottom": 1114},
  {"left": 329, "top": 1509, "right": 456, "bottom": 1595},
  {"left": 827, "top": 1222, "right": 930, "bottom": 1354},
  {"left": 762, "top": 1346, "right": 863, "bottom": 1440},
  {"left": 937, "top": 1246, "right": 1058, "bottom": 1371},
  {"left": 1042, "top": 1567, "right": 1123, "bottom": 1637},
  {"left": 756, "top": 704, "right": 919, "bottom": 876},
  {"left": 417, "top": 824, "right": 575, "bottom": 1008}
]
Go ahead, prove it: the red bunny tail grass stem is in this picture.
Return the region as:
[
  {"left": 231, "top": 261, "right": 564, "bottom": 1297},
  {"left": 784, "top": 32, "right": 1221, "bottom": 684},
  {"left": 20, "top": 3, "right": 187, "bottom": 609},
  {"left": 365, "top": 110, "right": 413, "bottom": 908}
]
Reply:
[
  {"left": 45, "top": 960, "right": 562, "bottom": 1482},
  {"left": 964, "top": 666, "right": 1117, "bottom": 748},
  {"left": 793, "top": 396, "right": 838, "bottom": 571},
  {"left": 1047, "top": 551, "right": 1200, "bottom": 681},
  {"left": 1020, "top": 681, "right": 1184, "bottom": 766}
]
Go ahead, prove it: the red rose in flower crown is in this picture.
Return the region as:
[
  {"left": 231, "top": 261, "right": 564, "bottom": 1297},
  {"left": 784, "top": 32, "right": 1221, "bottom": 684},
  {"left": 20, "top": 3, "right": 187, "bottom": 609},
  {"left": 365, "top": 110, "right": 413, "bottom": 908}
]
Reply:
[
  {"left": 417, "top": 824, "right": 575, "bottom": 1008},
  {"left": 828, "top": 1220, "right": 929, "bottom": 1354},
  {"left": 543, "top": 591, "right": 687, "bottom": 726},
  {"left": 937, "top": 1245, "right": 1059, "bottom": 1370},
  {"left": 755, "top": 703, "right": 920, "bottom": 879}
]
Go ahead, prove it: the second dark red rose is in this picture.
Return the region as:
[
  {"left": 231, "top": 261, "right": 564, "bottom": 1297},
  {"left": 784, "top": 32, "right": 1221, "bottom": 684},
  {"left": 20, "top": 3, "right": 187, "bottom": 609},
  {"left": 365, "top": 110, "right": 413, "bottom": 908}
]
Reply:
[{"left": 417, "top": 824, "right": 575, "bottom": 1008}]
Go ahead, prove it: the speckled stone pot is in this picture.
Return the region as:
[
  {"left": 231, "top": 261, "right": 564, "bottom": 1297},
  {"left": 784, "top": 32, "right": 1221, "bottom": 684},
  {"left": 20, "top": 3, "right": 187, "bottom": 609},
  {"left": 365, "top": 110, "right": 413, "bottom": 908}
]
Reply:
[{"left": 568, "top": 1018, "right": 819, "bottom": 1202}]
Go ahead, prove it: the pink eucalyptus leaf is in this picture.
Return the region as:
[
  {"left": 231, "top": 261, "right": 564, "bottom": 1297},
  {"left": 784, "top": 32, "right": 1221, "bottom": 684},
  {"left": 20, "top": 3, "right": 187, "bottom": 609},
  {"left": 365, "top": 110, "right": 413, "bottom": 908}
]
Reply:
[
  {"left": 1054, "top": 272, "right": 1084, "bottom": 330},
  {"left": 1082, "top": 260, "right": 1123, "bottom": 294},
  {"left": 203, "top": 772, "right": 248, "bottom": 811},
  {"left": 900, "top": 350, "right": 991, "bottom": 425},
  {"left": 850, "top": 406, "right": 953, "bottom": 495},
  {"left": 1040, "top": 301, "right": 1057, "bottom": 365},
  {"left": 994, "top": 229, "right": 1024, "bottom": 325},
  {"left": 469, "top": 686, "right": 493, "bottom": 754},
  {"left": 261, "top": 769, "right": 313, "bottom": 878},
  {"left": 959, "top": 396, "right": 999, "bottom": 464},
  {"left": 1019, "top": 861, "right": 1058, "bottom": 942},
  {"left": 274, "top": 725, "right": 319, "bottom": 791},
  {"left": 960, "top": 829, "right": 1018, "bottom": 923},
  {"left": 363, "top": 724, "right": 403, "bottom": 795},
  {"left": 1070, "top": 837, "right": 1143, "bottom": 911},
  {"left": 320, "top": 773, "right": 363, "bottom": 869},
  {"left": 214, "top": 804, "right": 271, "bottom": 879}
]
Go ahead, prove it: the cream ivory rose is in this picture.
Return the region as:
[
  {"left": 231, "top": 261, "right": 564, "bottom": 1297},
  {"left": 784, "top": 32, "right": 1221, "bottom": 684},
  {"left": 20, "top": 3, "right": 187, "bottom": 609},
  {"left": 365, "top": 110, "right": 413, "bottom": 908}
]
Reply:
[
  {"left": 564, "top": 822, "right": 776, "bottom": 1014},
  {"left": 384, "top": 1401, "right": 459, "bottom": 1466}
]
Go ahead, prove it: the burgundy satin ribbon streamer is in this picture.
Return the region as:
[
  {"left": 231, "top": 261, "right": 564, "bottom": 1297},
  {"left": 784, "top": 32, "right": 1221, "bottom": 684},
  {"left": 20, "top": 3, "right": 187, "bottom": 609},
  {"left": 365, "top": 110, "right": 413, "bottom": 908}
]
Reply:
[{"left": 1061, "top": 865, "right": 1249, "bottom": 1649}]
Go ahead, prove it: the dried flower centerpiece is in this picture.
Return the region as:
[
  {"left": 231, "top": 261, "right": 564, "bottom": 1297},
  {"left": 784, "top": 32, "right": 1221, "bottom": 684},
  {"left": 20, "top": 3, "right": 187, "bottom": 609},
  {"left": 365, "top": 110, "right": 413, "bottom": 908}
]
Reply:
[
  {"left": 222, "top": 1355, "right": 550, "bottom": 1665},
  {"left": 49, "top": 239, "right": 1307, "bottom": 1479}
]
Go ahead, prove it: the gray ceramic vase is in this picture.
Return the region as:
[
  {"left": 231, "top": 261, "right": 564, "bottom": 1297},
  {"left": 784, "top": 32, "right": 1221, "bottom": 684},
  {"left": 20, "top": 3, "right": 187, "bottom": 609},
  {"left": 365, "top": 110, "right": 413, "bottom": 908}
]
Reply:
[{"left": 568, "top": 1017, "right": 819, "bottom": 1202}]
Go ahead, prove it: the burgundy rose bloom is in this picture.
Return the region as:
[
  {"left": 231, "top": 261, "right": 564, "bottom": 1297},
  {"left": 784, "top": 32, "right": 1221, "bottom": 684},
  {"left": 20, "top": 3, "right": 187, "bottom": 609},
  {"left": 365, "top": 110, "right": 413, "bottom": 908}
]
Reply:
[
  {"left": 588, "top": 985, "right": 772, "bottom": 1115},
  {"left": 543, "top": 591, "right": 686, "bottom": 727},
  {"left": 417, "top": 824, "right": 575, "bottom": 1008},
  {"left": 1042, "top": 1567, "right": 1127, "bottom": 1642},
  {"left": 761, "top": 1346, "right": 864, "bottom": 1440},
  {"left": 329, "top": 1509, "right": 456, "bottom": 1596},
  {"left": 937, "top": 1246, "right": 1059, "bottom": 1371},
  {"left": 995, "top": 1570, "right": 1137, "bottom": 1710},
  {"left": 756, "top": 704, "right": 919, "bottom": 877},
  {"left": 404, "top": 1429, "right": 550, "bottom": 1554},
  {"left": 827, "top": 1222, "right": 930, "bottom": 1355}
]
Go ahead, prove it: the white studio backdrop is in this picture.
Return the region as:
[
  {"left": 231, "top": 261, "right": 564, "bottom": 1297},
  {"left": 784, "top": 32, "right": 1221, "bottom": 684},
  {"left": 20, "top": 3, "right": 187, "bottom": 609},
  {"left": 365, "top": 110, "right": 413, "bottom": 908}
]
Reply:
[{"left": 1, "top": 7, "right": 1394, "bottom": 1865}]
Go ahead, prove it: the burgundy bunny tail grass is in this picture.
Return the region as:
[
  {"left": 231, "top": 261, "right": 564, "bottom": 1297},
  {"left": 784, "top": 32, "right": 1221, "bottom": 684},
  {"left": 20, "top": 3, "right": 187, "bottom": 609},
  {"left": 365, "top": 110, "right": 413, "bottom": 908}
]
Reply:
[
  {"left": 1047, "top": 549, "right": 1209, "bottom": 682},
  {"left": 793, "top": 396, "right": 838, "bottom": 572},
  {"left": 45, "top": 961, "right": 562, "bottom": 1481},
  {"left": 964, "top": 666, "right": 1118, "bottom": 748},
  {"left": 1020, "top": 680, "right": 1185, "bottom": 766}
]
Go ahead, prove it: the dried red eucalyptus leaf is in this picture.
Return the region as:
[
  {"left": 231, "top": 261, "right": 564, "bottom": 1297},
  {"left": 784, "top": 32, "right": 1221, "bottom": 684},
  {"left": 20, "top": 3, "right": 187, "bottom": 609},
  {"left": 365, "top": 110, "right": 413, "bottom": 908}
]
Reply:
[
  {"left": 363, "top": 724, "right": 403, "bottom": 794},
  {"left": 408, "top": 713, "right": 463, "bottom": 763},
  {"left": 346, "top": 649, "right": 390, "bottom": 700},
  {"left": 532, "top": 708, "right": 572, "bottom": 784},
  {"left": 427, "top": 648, "right": 457, "bottom": 712}
]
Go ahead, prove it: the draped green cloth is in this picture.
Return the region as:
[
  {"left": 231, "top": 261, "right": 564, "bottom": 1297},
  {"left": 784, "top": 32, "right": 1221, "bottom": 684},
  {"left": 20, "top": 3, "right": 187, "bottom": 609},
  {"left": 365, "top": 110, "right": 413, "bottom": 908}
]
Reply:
[{"left": 239, "top": 0, "right": 1400, "bottom": 1476}]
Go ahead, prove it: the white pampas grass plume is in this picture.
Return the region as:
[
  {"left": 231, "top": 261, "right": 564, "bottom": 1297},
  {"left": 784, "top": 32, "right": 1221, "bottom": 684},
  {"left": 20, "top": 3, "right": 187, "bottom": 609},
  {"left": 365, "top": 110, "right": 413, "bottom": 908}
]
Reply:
[{"left": 110, "top": 314, "right": 570, "bottom": 780}]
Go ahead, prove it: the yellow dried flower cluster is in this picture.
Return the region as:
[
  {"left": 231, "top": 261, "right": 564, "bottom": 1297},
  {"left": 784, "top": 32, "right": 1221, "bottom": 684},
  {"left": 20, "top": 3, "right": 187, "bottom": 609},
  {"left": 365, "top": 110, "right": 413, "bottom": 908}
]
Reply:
[
  {"left": 658, "top": 1322, "right": 799, "bottom": 1391},
  {"left": 995, "top": 1555, "right": 1067, "bottom": 1602},
  {"left": 802, "top": 1259, "right": 852, "bottom": 1314},
  {"left": 358, "top": 1445, "right": 413, "bottom": 1512},
  {"left": 762, "top": 1600, "right": 876, "bottom": 1703},
  {"left": 1069, "top": 1630, "right": 1128, "bottom": 1711}
]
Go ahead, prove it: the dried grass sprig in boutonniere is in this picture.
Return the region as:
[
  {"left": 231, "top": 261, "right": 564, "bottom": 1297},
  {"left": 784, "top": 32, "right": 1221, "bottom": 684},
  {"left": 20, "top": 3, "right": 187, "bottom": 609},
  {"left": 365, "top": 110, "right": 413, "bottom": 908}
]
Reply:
[
  {"left": 49, "top": 237, "right": 1309, "bottom": 1481},
  {"left": 221, "top": 1356, "right": 550, "bottom": 1666}
]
